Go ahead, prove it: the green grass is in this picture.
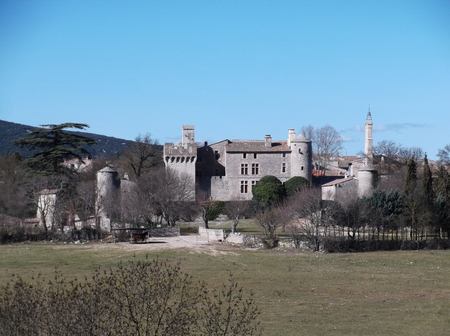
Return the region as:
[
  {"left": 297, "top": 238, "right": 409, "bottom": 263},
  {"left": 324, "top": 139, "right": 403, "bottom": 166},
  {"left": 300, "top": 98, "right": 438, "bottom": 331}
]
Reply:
[{"left": 1, "top": 242, "right": 450, "bottom": 336}]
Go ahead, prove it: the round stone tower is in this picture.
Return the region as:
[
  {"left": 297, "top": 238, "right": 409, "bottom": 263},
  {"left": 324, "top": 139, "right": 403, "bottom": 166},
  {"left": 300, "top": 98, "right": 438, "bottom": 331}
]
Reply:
[
  {"left": 358, "top": 166, "right": 377, "bottom": 197},
  {"left": 290, "top": 133, "right": 312, "bottom": 184},
  {"left": 96, "top": 166, "right": 118, "bottom": 218}
]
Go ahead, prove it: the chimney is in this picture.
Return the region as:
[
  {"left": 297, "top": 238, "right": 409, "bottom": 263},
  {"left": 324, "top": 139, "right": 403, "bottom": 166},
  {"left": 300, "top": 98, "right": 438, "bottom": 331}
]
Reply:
[
  {"left": 265, "top": 135, "right": 272, "bottom": 148},
  {"left": 288, "top": 129, "right": 295, "bottom": 147}
]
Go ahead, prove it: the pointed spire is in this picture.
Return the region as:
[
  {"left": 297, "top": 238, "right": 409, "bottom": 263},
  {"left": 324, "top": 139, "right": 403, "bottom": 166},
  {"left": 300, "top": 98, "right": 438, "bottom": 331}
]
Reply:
[{"left": 366, "top": 107, "right": 372, "bottom": 120}]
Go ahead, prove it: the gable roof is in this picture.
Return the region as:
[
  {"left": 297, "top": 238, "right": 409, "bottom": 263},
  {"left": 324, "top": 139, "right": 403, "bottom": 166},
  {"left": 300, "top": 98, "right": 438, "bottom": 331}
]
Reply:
[
  {"left": 321, "top": 177, "right": 354, "bottom": 187},
  {"left": 225, "top": 140, "right": 290, "bottom": 153}
]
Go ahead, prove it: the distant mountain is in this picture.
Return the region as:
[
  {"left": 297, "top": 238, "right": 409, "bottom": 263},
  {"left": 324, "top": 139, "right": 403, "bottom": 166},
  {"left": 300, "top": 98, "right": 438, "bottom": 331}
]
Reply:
[{"left": 0, "top": 120, "right": 136, "bottom": 158}]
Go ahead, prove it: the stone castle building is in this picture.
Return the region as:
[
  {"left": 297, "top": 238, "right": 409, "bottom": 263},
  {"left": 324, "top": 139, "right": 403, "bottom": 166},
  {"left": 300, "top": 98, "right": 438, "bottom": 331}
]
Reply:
[
  {"left": 163, "top": 111, "right": 378, "bottom": 203},
  {"left": 164, "top": 126, "right": 313, "bottom": 201}
]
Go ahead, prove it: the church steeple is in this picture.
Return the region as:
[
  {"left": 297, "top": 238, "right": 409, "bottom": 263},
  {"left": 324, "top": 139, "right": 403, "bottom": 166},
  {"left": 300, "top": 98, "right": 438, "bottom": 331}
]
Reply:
[{"left": 364, "top": 108, "right": 373, "bottom": 165}]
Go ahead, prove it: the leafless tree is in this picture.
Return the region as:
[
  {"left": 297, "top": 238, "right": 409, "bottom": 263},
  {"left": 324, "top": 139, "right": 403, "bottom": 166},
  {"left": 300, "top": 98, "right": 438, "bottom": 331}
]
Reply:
[
  {"left": 301, "top": 125, "right": 343, "bottom": 173},
  {"left": 287, "top": 187, "right": 340, "bottom": 251},
  {"left": 224, "top": 200, "right": 251, "bottom": 233},
  {"left": 146, "top": 168, "right": 196, "bottom": 226},
  {"left": 120, "top": 133, "right": 162, "bottom": 179},
  {"left": 437, "top": 144, "right": 450, "bottom": 166}
]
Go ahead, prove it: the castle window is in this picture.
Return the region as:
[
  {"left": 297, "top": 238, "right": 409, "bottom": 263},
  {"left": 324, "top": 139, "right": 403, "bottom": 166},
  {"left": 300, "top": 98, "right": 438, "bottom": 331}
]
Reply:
[
  {"left": 243, "top": 153, "right": 247, "bottom": 159},
  {"left": 282, "top": 163, "right": 286, "bottom": 173},
  {"left": 252, "top": 163, "right": 259, "bottom": 175},
  {"left": 301, "top": 166, "right": 304, "bottom": 171},
  {"left": 253, "top": 153, "right": 257, "bottom": 159},
  {"left": 240, "top": 180, "right": 248, "bottom": 193},
  {"left": 251, "top": 180, "right": 257, "bottom": 188},
  {"left": 241, "top": 163, "right": 248, "bottom": 175},
  {"left": 215, "top": 151, "right": 219, "bottom": 160},
  {"left": 282, "top": 153, "right": 286, "bottom": 158}
]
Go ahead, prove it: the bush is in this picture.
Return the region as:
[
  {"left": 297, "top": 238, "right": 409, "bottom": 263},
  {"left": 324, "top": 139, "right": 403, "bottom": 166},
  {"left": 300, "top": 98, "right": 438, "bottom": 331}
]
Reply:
[{"left": 0, "top": 259, "right": 261, "bottom": 336}]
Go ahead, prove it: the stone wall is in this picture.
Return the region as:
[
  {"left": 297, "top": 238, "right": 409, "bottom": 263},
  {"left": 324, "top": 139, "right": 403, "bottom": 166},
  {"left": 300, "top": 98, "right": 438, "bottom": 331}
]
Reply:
[{"left": 198, "top": 227, "right": 225, "bottom": 242}]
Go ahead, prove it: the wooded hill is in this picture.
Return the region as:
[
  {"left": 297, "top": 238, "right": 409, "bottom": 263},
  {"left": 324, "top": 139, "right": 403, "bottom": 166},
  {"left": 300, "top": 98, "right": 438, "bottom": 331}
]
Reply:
[{"left": 0, "top": 119, "right": 137, "bottom": 158}]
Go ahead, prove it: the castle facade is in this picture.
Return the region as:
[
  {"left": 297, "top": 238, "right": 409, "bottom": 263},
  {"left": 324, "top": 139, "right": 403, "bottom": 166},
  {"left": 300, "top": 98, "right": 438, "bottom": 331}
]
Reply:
[{"left": 163, "top": 126, "right": 313, "bottom": 201}]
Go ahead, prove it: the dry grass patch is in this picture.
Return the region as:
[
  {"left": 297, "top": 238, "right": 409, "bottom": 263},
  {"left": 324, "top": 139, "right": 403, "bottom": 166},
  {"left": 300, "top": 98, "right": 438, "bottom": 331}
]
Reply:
[{"left": 1, "top": 243, "right": 450, "bottom": 335}]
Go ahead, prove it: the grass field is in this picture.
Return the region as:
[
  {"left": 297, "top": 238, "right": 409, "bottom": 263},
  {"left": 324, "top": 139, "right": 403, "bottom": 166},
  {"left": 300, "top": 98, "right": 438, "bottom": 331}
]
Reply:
[{"left": 1, "top": 241, "right": 449, "bottom": 336}]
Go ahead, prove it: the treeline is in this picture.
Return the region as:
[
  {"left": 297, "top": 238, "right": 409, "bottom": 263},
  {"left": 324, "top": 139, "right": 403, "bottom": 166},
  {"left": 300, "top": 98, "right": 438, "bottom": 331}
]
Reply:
[{"left": 254, "top": 154, "right": 450, "bottom": 252}]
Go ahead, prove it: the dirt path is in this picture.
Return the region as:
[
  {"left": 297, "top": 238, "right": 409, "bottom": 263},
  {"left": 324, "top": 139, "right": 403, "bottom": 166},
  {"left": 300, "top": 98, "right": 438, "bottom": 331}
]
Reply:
[{"left": 98, "top": 235, "right": 236, "bottom": 255}]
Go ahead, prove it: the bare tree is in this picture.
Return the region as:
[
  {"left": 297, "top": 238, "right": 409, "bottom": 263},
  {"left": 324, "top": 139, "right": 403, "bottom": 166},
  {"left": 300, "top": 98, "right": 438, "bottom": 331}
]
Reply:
[
  {"left": 287, "top": 187, "right": 340, "bottom": 251},
  {"left": 120, "top": 133, "right": 162, "bottom": 179},
  {"left": 147, "top": 168, "right": 196, "bottom": 226},
  {"left": 437, "top": 144, "right": 450, "bottom": 166},
  {"left": 224, "top": 200, "right": 251, "bottom": 233},
  {"left": 301, "top": 125, "right": 342, "bottom": 173}
]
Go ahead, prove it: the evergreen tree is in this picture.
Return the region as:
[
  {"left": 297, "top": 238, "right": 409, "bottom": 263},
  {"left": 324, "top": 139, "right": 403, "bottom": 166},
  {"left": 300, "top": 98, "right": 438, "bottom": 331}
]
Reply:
[
  {"left": 434, "top": 165, "right": 450, "bottom": 200},
  {"left": 14, "top": 123, "right": 96, "bottom": 177},
  {"left": 252, "top": 175, "right": 286, "bottom": 207},
  {"left": 404, "top": 157, "right": 417, "bottom": 194},
  {"left": 422, "top": 154, "right": 433, "bottom": 205}
]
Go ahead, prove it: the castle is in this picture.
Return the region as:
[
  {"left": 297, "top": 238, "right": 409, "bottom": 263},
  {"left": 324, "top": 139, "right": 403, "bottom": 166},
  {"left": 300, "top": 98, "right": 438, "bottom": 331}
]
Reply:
[
  {"left": 35, "top": 111, "right": 378, "bottom": 230},
  {"left": 163, "top": 126, "right": 313, "bottom": 201},
  {"left": 163, "top": 111, "right": 377, "bottom": 202}
]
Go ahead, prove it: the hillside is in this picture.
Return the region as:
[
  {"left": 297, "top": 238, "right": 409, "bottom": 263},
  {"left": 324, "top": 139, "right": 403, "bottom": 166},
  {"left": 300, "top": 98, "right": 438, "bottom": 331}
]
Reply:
[{"left": 0, "top": 120, "right": 136, "bottom": 158}]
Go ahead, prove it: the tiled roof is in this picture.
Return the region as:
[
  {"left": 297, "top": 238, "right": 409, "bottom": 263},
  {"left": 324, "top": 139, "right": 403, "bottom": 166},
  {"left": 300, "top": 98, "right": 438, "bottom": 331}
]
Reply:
[
  {"left": 225, "top": 140, "right": 290, "bottom": 153},
  {"left": 321, "top": 177, "right": 354, "bottom": 187}
]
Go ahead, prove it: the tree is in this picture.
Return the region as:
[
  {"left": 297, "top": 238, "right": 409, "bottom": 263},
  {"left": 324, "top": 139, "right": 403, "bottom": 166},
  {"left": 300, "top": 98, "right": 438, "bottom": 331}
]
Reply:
[
  {"left": 337, "top": 197, "right": 369, "bottom": 240},
  {"left": 146, "top": 168, "right": 196, "bottom": 226},
  {"left": 252, "top": 175, "right": 285, "bottom": 207},
  {"left": 433, "top": 165, "right": 450, "bottom": 237},
  {"left": 365, "top": 189, "right": 403, "bottom": 239},
  {"left": 404, "top": 157, "right": 417, "bottom": 195},
  {"left": 287, "top": 187, "right": 339, "bottom": 251},
  {"left": 14, "top": 123, "right": 96, "bottom": 177},
  {"left": 255, "top": 206, "right": 286, "bottom": 247},
  {"left": 199, "top": 200, "right": 225, "bottom": 229},
  {"left": 224, "top": 200, "right": 251, "bottom": 233},
  {"left": 437, "top": 144, "right": 450, "bottom": 165},
  {"left": 0, "top": 154, "right": 32, "bottom": 219},
  {"left": 434, "top": 165, "right": 450, "bottom": 201},
  {"left": 0, "top": 259, "right": 261, "bottom": 336},
  {"left": 422, "top": 154, "right": 433, "bottom": 205},
  {"left": 372, "top": 140, "right": 403, "bottom": 175},
  {"left": 301, "top": 125, "right": 342, "bottom": 173},
  {"left": 284, "top": 176, "right": 308, "bottom": 197},
  {"left": 120, "top": 133, "right": 162, "bottom": 179}
]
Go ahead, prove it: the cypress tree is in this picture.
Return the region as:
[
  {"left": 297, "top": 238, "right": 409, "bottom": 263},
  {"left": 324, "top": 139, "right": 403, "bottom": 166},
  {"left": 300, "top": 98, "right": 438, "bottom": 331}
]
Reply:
[
  {"left": 404, "top": 157, "right": 417, "bottom": 195},
  {"left": 422, "top": 154, "right": 433, "bottom": 205}
]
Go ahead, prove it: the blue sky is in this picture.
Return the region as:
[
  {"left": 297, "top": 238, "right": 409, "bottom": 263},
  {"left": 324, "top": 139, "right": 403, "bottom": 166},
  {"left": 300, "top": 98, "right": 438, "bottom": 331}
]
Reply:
[{"left": 1, "top": 0, "right": 449, "bottom": 159}]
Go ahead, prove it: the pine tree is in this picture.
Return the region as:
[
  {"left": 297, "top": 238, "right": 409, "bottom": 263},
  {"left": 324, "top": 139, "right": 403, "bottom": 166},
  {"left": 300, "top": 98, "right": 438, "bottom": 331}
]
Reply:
[{"left": 14, "top": 123, "right": 96, "bottom": 177}]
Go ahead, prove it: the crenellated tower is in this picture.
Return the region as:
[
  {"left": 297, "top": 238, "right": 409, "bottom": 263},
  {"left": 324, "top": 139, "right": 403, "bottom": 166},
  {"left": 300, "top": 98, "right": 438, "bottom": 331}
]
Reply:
[{"left": 163, "top": 125, "right": 197, "bottom": 200}]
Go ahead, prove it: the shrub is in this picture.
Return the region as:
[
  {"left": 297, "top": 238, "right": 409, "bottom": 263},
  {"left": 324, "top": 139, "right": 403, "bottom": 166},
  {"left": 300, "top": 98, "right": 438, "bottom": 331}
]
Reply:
[{"left": 0, "top": 259, "right": 261, "bottom": 336}]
